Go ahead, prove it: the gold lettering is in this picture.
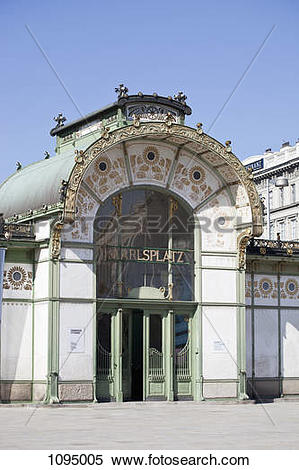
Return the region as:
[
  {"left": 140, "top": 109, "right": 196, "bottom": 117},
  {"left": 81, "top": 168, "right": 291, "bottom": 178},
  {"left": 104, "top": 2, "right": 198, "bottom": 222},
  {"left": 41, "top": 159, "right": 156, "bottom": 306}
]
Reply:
[
  {"left": 156, "top": 249, "right": 163, "bottom": 262},
  {"left": 137, "top": 249, "right": 143, "bottom": 261},
  {"left": 122, "top": 248, "right": 130, "bottom": 260},
  {"left": 130, "top": 249, "right": 136, "bottom": 260},
  {"left": 150, "top": 249, "right": 158, "bottom": 261},
  {"left": 142, "top": 249, "right": 150, "bottom": 261},
  {"left": 177, "top": 251, "right": 184, "bottom": 263},
  {"left": 163, "top": 250, "right": 171, "bottom": 262}
]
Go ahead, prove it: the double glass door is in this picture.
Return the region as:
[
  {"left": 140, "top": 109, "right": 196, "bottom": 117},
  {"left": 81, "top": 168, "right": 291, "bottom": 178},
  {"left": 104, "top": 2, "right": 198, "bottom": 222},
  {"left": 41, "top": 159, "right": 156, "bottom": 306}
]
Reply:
[{"left": 96, "top": 308, "right": 192, "bottom": 402}]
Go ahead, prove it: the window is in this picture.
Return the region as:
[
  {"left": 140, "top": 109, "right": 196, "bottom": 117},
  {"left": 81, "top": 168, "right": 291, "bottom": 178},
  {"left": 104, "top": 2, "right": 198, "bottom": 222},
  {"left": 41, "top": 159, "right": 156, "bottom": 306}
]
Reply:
[
  {"left": 291, "top": 184, "right": 296, "bottom": 203},
  {"left": 94, "top": 188, "right": 194, "bottom": 300},
  {"left": 291, "top": 219, "right": 297, "bottom": 239},
  {"left": 279, "top": 221, "right": 285, "bottom": 240},
  {"left": 270, "top": 223, "right": 275, "bottom": 240}
]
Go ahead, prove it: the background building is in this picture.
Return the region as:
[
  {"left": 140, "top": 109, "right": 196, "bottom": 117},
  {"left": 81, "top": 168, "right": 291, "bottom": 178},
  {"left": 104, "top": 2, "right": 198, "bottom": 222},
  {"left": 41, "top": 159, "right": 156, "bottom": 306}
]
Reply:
[{"left": 243, "top": 142, "right": 299, "bottom": 241}]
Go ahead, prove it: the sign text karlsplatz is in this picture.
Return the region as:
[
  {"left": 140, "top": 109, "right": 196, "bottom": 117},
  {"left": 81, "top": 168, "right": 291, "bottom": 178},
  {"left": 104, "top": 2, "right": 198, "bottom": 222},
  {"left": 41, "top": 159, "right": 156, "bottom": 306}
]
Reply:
[{"left": 99, "top": 246, "right": 188, "bottom": 264}]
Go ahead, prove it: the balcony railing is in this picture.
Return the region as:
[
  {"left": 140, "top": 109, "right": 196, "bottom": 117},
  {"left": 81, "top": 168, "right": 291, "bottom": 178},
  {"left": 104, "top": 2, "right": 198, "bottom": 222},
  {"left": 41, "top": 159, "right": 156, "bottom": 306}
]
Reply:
[{"left": 247, "top": 238, "right": 299, "bottom": 257}]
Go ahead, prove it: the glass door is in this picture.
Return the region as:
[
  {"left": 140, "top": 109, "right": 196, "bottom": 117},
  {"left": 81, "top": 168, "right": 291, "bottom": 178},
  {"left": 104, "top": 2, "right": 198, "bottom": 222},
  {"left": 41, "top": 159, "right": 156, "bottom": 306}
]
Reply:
[
  {"left": 122, "top": 310, "right": 144, "bottom": 401},
  {"left": 144, "top": 312, "right": 166, "bottom": 400},
  {"left": 96, "top": 313, "right": 113, "bottom": 402},
  {"left": 174, "top": 314, "right": 192, "bottom": 399}
]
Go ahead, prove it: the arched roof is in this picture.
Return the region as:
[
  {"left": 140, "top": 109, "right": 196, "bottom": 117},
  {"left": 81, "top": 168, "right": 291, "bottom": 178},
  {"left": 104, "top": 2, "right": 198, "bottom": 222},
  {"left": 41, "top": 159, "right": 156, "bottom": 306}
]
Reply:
[
  {"left": 0, "top": 152, "right": 74, "bottom": 218},
  {"left": 65, "top": 122, "right": 263, "bottom": 238},
  {"left": 0, "top": 122, "right": 263, "bottom": 241}
]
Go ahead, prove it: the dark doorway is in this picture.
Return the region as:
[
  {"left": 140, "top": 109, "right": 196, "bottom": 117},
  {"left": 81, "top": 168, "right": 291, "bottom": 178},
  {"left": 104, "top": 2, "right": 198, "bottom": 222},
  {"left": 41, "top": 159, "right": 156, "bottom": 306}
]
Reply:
[{"left": 131, "top": 310, "right": 143, "bottom": 400}]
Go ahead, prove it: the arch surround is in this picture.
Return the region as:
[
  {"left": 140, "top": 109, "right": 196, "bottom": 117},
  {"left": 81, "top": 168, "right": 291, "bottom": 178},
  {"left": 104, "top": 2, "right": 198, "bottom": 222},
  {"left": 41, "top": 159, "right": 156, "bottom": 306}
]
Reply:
[{"left": 60, "top": 122, "right": 262, "bottom": 268}]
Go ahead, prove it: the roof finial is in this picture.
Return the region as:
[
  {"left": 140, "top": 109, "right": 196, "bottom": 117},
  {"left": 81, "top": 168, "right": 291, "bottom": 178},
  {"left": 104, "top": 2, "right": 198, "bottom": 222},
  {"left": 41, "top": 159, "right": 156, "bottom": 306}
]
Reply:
[
  {"left": 196, "top": 122, "right": 203, "bottom": 134},
  {"left": 115, "top": 84, "right": 128, "bottom": 99},
  {"left": 225, "top": 140, "right": 232, "bottom": 152},
  {"left": 54, "top": 113, "right": 66, "bottom": 128},
  {"left": 174, "top": 91, "right": 187, "bottom": 105}
]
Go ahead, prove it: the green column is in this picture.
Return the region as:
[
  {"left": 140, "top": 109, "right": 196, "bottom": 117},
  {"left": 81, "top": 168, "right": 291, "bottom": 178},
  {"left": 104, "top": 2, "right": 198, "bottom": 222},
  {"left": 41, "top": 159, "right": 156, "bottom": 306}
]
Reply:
[
  {"left": 192, "top": 304, "right": 203, "bottom": 401},
  {"left": 143, "top": 312, "right": 150, "bottom": 400},
  {"left": 46, "top": 257, "right": 60, "bottom": 404},
  {"left": 237, "top": 269, "right": 248, "bottom": 400},
  {"left": 193, "top": 215, "right": 203, "bottom": 401},
  {"left": 166, "top": 310, "right": 174, "bottom": 401},
  {"left": 114, "top": 308, "right": 123, "bottom": 402}
]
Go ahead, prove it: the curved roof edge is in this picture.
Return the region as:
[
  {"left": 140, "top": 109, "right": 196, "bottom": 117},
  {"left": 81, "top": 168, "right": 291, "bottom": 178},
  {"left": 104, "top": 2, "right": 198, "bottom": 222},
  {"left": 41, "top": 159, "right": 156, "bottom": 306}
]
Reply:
[{"left": 0, "top": 151, "right": 75, "bottom": 219}]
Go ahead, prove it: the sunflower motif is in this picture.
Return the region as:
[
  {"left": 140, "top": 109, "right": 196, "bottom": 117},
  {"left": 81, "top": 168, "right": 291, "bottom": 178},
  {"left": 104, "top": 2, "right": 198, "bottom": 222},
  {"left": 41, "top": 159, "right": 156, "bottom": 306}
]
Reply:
[
  {"left": 7, "top": 266, "right": 27, "bottom": 289},
  {"left": 95, "top": 156, "right": 112, "bottom": 175},
  {"left": 259, "top": 277, "right": 273, "bottom": 297},
  {"left": 285, "top": 278, "right": 299, "bottom": 296},
  {"left": 143, "top": 146, "right": 160, "bottom": 164},
  {"left": 189, "top": 166, "right": 206, "bottom": 184}
]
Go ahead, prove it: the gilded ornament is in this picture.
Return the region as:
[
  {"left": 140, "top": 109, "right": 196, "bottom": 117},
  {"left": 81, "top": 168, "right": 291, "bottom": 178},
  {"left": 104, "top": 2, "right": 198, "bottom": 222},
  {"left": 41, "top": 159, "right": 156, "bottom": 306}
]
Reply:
[
  {"left": 165, "top": 112, "right": 175, "bottom": 127},
  {"left": 51, "top": 220, "right": 64, "bottom": 259},
  {"left": 115, "top": 84, "right": 128, "bottom": 98},
  {"left": 53, "top": 113, "right": 66, "bottom": 127},
  {"left": 75, "top": 149, "right": 84, "bottom": 163},
  {"left": 237, "top": 228, "right": 252, "bottom": 269},
  {"left": 225, "top": 140, "right": 232, "bottom": 153},
  {"left": 112, "top": 194, "right": 122, "bottom": 217},
  {"left": 196, "top": 122, "right": 203, "bottom": 134},
  {"left": 132, "top": 114, "right": 141, "bottom": 127}
]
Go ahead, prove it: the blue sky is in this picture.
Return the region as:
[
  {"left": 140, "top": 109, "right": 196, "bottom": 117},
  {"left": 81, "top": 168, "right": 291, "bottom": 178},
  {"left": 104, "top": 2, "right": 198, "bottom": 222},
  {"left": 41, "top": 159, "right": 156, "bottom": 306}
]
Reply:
[{"left": 1, "top": 0, "right": 298, "bottom": 181}]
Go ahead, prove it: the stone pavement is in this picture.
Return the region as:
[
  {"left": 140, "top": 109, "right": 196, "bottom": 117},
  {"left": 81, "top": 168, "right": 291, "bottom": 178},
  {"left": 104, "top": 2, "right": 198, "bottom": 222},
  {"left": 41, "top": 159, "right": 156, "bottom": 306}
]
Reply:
[{"left": 0, "top": 400, "right": 299, "bottom": 449}]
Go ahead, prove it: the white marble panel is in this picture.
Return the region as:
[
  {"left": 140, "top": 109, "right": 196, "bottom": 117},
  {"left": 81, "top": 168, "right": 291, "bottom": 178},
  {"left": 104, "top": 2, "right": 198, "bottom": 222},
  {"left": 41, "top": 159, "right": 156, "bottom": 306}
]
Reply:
[
  {"left": 254, "top": 309, "right": 278, "bottom": 377},
  {"left": 59, "top": 302, "right": 93, "bottom": 381},
  {"left": 246, "top": 307, "right": 252, "bottom": 376},
  {"left": 35, "top": 220, "right": 51, "bottom": 241},
  {"left": 34, "top": 262, "right": 49, "bottom": 300},
  {"left": 281, "top": 309, "right": 299, "bottom": 377},
  {"left": 33, "top": 302, "right": 49, "bottom": 380},
  {"left": 60, "top": 262, "right": 94, "bottom": 299},
  {"left": 201, "top": 255, "right": 236, "bottom": 268},
  {"left": 202, "top": 269, "right": 236, "bottom": 303},
  {"left": 202, "top": 306, "right": 237, "bottom": 379},
  {"left": 61, "top": 248, "right": 93, "bottom": 261},
  {"left": 1, "top": 302, "right": 32, "bottom": 380},
  {"left": 35, "top": 247, "right": 49, "bottom": 262}
]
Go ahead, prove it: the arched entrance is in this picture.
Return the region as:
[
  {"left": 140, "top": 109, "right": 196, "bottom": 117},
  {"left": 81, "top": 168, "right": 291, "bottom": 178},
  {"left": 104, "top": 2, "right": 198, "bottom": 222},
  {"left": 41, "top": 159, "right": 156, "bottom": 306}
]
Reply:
[
  {"left": 57, "top": 120, "right": 262, "bottom": 402},
  {"left": 94, "top": 187, "right": 197, "bottom": 401}
]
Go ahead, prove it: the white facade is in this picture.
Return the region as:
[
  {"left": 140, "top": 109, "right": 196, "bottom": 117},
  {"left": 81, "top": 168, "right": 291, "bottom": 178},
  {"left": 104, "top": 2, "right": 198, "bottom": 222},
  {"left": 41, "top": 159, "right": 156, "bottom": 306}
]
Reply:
[{"left": 243, "top": 141, "right": 299, "bottom": 240}]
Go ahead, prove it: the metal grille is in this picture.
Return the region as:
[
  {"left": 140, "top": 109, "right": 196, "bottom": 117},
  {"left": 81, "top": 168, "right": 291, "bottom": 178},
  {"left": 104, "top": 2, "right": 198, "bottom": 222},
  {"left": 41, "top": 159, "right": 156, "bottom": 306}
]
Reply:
[
  {"left": 175, "top": 339, "right": 190, "bottom": 379},
  {"left": 97, "top": 341, "right": 112, "bottom": 378},
  {"left": 149, "top": 347, "right": 164, "bottom": 379}
]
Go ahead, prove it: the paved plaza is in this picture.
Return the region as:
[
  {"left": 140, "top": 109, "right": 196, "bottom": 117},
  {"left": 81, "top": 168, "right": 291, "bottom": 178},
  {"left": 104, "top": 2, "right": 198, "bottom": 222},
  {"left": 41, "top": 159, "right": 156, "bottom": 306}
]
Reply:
[{"left": 0, "top": 400, "right": 299, "bottom": 449}]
